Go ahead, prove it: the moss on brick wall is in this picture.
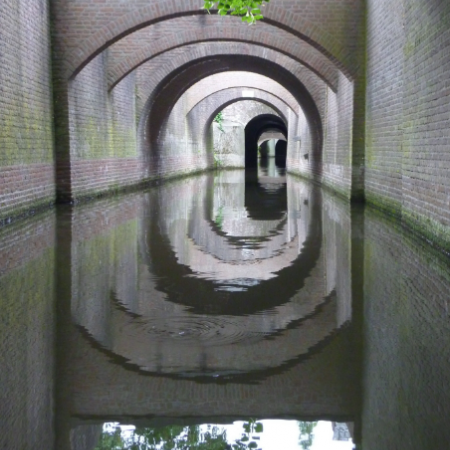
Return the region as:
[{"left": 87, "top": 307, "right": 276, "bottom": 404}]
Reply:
[{"left": 0, "top": 0, "right": 55, "bottom": 221}]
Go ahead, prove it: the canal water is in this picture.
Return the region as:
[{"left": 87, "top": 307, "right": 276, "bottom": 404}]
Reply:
[{"left": 1, "top": 166, "right": 450, "bottom": 449}]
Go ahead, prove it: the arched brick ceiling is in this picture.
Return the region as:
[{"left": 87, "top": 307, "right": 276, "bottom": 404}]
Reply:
[
  {"left": 132, "top": 42, "right": 328, "bottom": 123},
  {"left": 53, "top": 0, "right": 363, "bottom": 78},
  {"left": 184, "top": 72, "right": 299, "bottom": 116},
  {"left": 191, "top": 90, "right": 290, "bottom": 129},
  {"left": 186, "top": 88, "right": 295, "bottom": 138},
  {"left": 141, "top": 55, "right": 322, "bottom": 158},
  {"left": 258, "top": 132, "right": 287, "bottom": 146},
  {"left": 106, "top": 15, "right": 339, "bottom": 90}
]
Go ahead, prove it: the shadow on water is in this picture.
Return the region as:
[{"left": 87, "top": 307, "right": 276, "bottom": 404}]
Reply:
[{"left": 2, "top": 166, "right": 450, "bottom": 449}]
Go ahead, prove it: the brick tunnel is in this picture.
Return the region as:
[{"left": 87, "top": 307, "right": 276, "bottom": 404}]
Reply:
[
  {"left": 3, "top": 0, "right": 450, "bottom": 449},
  {"left": 0, "top": 0, "right": 363, "bottom": 215}
]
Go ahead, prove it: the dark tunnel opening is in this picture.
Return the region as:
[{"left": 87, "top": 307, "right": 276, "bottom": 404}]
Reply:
[{"left": 244, "top": 114, "right": 287, "bottom": 169}]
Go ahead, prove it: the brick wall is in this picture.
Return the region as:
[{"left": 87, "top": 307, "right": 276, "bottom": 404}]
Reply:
[
  {"left": 140, "top": 54, "right": 324, "bottom": 177},
  {"left": 67, "top": 55, "right": 144, "bottom": 199},
  {"left": 366, "top": 0, "right": 450, "bottom": 246},
  {"left": 107, "top": 15, "right": 340, "bottom": 91},
  {"left": 288, "top": 71, "right": 354, "bottom": 198},
  {"left": 365, "top": 0, "right": 404, "bottom": 212},
  {"left": 401, "top": 0, "right": 450, "bottom": 244},
  {"left": 47, "top": 0, "right": 363, "bottom": 206},
  {"left": 322, "top": 73, "right": 354, "bottom": 198},
  {"left": 208, "top": 99, "right": 283, "bottom": 168},
  {"left": 181, "top": 75, "right": 295, "bottom": 169},
  {"left": 135, "top": 43, "right": 328, "bottom": 126},
  {"left": 286, "top": 107, "right": 313, "bottom": 179},
  {"left": 0, "top": 0, "right": 368, "bottom": 222},
  {"left": 0, "top": 0, "right": 55, "bottom": 223}
]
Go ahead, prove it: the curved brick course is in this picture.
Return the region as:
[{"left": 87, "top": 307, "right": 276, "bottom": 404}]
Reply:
[
  {"left": 107, "top": 15, "right": 339, "bottom": 90},
  {"left": 184, "top": 73, "right": 299, "bottom": 118},
  {"left": 140, "top": 55, "right": 322, "bottom": 146},
  {"left": 185, "top": 86, "right": 293, "bottom": 166},
  {"left": 49, "top": 0, "right": 362, "bottom": 79},
  {"left": 190, "top": 88, "right": 292, "bottom": 130},
  {"left": 133, "top": 42, "right": 328, "bottom": 123}
]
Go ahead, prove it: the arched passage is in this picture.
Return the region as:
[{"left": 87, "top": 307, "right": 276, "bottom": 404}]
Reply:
[
  {"left": 142, "top": 55, "right": 322, "bottom": 169},
  {"left": 275, "top": 140, "right": 288, "bottom": 169},
  {"left": 107, "top": 16, "right": 340, "bottom": 91},
  {"left": 58, "top": 4, "right": 359, "bottom": 80},
  {"left": 259, "top": 132, "right": 287, "bottom": 147},
  {"left": 245, "top": 114, "right": 287, "bottom": 168},
  {"left": 46, "top": 1, "right": 362, "bottom": 205}
]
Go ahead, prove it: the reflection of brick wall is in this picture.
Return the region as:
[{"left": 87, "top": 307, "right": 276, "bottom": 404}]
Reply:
[
  {"left": 0, "top": 214, "right": 56, "bottom": 449},
  {"left": 60, "top": 175, "right": 359, "bottom": 426},
  {"left": 68, "top": 194, "right": 144, "bottom": 347},
  {"left": 362, "top": 211, "right": 450, "bottom": 449},
  {"left": 63, "top": 320, "right": 358, "bottom": 422},
  {"left": 0, "top": 213, "right": 56, "bottom": 275}
]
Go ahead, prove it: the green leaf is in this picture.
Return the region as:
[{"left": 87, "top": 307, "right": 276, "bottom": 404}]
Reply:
[
  {"left": 254, "top": 423, "right": 263, "bottom": 433},
  {"left": 249, "top": 442, "right": 258, "bottom": 449}
]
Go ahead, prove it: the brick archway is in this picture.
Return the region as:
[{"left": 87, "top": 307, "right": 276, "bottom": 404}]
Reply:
[
  {"left": 106, "top": 15, "right": 340, "bottom": 90},
  {"left": 141, "top": 55, "right": 322, "bottom": 153},
  {"left": 196, "top": 88, "right": 291, "bottom": 132},
  {"left": 132, "top": 41, "right": 328, "bottom": 124},
  {"left": 54, "top": 2, "right": 360, "bottom": 80},
  {"left": 186, "top": 87, "right": 293, "bottom": 169}
]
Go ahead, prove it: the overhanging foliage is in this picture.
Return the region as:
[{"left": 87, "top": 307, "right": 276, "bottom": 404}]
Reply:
[{"left": 203, "top": 0, "right": 270, "bottom": 24}]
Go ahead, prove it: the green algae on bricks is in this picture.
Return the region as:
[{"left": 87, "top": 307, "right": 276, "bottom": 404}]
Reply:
[
  {"left": 364, "top": 207, "right": 450, "bottom": 285},
  {"left": 402, "top": 208, "right": 450, "bottom": 255},
  {"left": 365, "top": 192, "right": 402, "bottom": 219},
  {"left": 287, "top": 170, "right": 351, "bottom": 202},
  {"left": 366, "top": 194, "right": 450, "bottom": 255}
]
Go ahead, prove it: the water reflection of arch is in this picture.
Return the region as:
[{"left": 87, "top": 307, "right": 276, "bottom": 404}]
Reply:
[
  {"left": 70, "top": 173, "right": 349, "bottom": 382},
  {"left": 173, "top": 172, "right": 292, "bottom": 269},
  {"left": 147, "top": 172, "right": 318, "bottom": 314}
]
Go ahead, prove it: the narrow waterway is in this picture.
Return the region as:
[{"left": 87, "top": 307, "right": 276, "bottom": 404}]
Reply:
[{"left": 1, "top": 166, "right": 450, "bottom": 449}]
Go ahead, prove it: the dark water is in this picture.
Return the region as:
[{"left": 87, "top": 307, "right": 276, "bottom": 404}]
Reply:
[{"left": 1, "top": 168, "right": 450, "bottom": 449}]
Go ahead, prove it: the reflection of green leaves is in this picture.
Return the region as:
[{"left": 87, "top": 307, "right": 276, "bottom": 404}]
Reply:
[
  {"left": 215, "top": 206, "right": 224, "bottom": 229},
  {"left": 95, "top": 424, "right": 229, "bottom": 450},
  {"left": 94, "top": 425, "right": 126, "bottom": 449},
  {"left": 95, "top": 421, "right": 266, "bottom": 450},
  {"left": 298, "top": 421, "right": 317, "bottom": 450},
  {"left": 202, "top": 0, "right": 270, "bottom": 25},
  {"left": 233, "top": 420, "right": 263, "bottom": 450}
]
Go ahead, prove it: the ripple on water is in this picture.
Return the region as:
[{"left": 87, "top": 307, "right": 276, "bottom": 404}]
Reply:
[{"left": 139, "top": 315, "right": 269, "bottom": 346}]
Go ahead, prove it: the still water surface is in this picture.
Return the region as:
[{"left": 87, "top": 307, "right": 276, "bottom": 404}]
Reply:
[{"left": 1, "top": 168, "right": 450, "bottom": 449}]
